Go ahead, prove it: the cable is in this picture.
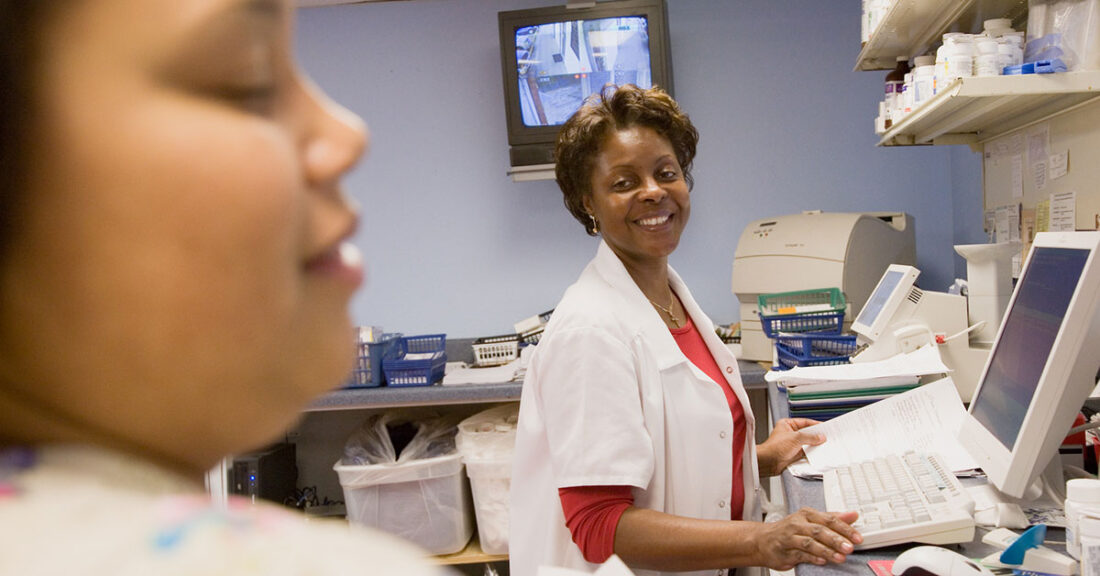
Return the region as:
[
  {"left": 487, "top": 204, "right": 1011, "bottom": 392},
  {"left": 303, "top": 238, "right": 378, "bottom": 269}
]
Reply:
[
  {"left": 937, "top": 321, "right": 988, "bottom": 344},
  {"left": 1067, "top": 418, "right": 1100, "bottom": 437}
]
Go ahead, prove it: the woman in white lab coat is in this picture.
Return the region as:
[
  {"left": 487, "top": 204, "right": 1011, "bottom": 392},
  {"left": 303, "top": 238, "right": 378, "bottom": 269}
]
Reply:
[{"left": 509, "top": 85, "right": 862, "bottom": 576}]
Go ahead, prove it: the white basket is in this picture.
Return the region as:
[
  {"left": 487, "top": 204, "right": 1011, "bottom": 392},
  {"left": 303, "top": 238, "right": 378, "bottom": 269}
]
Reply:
[
  {"left": 472, "top": 338, "right": 519, "bottom": 367},
  {"left": 333, "top": 453, "right": 473, "bottom": 555}
]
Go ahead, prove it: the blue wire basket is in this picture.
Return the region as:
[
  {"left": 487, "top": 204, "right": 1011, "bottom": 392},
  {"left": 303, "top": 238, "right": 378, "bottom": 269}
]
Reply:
[
  {"left": 382, "top": 334, "right": 447, "bottom": 387},
  {"left": 773, "top": 333, "right": 858, "bottom": 371}
]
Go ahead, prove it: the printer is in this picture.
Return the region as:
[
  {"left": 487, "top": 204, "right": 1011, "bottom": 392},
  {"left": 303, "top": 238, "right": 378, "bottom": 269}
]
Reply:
[{"left": 731, "top": 211, "right": 917, "bottom": 361}]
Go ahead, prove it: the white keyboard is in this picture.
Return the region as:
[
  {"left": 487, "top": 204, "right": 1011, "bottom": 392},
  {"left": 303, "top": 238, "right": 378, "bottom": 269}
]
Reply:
[{"left": 823, "top": 451, "right": 976, "bottom": 549}]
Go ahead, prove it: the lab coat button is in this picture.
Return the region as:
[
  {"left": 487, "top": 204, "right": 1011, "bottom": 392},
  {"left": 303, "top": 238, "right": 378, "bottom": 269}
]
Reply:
[
  {"left": 718, "top": 499, "right": 727, "bottom": 508},
  {"left": 725, "top": 366, "right": 734, "bottom": 374},
  {"left": 719, "top": 430, "right": 728, "bottom": 439}
]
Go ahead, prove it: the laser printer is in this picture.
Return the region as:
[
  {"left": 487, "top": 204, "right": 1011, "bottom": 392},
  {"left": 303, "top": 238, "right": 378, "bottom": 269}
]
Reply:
[{"left": 731, "top": 211, "right": 916, "bottom": 362}]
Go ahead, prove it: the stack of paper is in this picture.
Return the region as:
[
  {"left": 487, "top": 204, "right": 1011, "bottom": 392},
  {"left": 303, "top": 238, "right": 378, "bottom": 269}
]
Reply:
[{"left": 766, "top": 346, "right": 954, "bottom": 421}]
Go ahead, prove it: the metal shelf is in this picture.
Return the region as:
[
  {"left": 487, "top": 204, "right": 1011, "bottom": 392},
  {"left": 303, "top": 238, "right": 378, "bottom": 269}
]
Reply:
[
  {"left": 306, "top": 358, "right": 770, "bottom": 411},
  {"left": 855, "top": 0, "right": 1027, "bottom": 71},
  {"left": 306, "top": 381, "right": 523, "bottom": 411},
  {"left": 878, "top": 71, "right": 1100, "bottom": 147}
]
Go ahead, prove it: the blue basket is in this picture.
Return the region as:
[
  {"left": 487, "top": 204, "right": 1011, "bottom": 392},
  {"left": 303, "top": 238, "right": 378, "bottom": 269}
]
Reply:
[
  {"left": 773, "top": 333, "right": 858, "bottom": 371},
  {"left": 382, "top": 334, "right": 447, "bottom": 387},
  {"left": 344, "top": 333, "right": 401, "bottom": 388},
  {"left": 760, "top": 311, "right": 845, "bottom": 338},
  {"left": 758, "top": 288, "right": 846, "bottom": 338}
]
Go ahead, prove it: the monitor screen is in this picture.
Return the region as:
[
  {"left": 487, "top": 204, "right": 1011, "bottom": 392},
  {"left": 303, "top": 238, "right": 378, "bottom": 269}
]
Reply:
[
  {"left": 514, "top": 16, "right": 653, "bottom": 127},
  {"left": 958, "top": 231, "right": 1100, "bottom": 499},
  {"left": 854, "top": 269, "right": 906, "bottom": 329},
  {"left": 969, "top": 246, "right": 1090, "bottom": 450},
  {"left": 498, "top": 0, "right": 672, "bottom": 169}
]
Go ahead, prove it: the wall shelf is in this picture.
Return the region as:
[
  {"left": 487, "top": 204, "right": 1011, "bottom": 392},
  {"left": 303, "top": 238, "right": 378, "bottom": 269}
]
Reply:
[
  {"left": 434, "top": 536, "right": 508, "bottom": 567},
  {"left": 855, "top": 0, "right": 1027, "bottom": 71},
  {"left": 877, "top": 71, "right": 1100, "bottom": 147}
]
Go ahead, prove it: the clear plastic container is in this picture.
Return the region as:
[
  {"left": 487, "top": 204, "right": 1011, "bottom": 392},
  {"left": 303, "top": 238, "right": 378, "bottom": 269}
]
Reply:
[{"left": 334, "top": 453, "right": 474, "bottom": 555}]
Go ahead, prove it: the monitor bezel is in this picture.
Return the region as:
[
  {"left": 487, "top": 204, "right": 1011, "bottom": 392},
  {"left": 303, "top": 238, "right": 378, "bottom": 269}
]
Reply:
[
  {"left": 958, "top": 231, "right": 1100, "bottom": 499},
  {"left": 850, "top": 264, "right": 921, "bottom": 342},
  {"left": 497, "top": 0, "right": 673, "bottom": 163}
]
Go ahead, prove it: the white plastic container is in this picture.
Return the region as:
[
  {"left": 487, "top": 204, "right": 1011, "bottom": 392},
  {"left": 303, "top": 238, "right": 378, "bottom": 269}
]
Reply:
[
  {"left": 976, "top": 36, "right": 1002, "bottom": 76},
  {"left": 1066, "top": 478, "right": 1100, "bottom": 559},
  {"left": 912, "top": 64, "right": 936, "bottom": 107},
  {"left": 334, "top": 453, "right": 474, "bottom": 555},
  {"left": 947, "top": 36, "right": 975, "bottom": 81},
  {"left": 456, "top": 404, "right": 518, "bottom": 555},
  {"left": 1081, "top": 516, "right": 1100, "bottom": 576},
  {"left": 465, "top": 459, "right": 512, "bottom": 555}
]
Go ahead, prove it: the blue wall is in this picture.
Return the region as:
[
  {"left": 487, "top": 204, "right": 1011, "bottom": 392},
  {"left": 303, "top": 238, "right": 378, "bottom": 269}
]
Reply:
[{"left": 296, "top": 0, "right": 985, "bottom": 337}]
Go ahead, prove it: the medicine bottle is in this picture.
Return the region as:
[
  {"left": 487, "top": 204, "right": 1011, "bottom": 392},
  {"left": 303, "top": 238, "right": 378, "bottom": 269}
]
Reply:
[
  {"left": 976, "top": 36, "right": 1001, "bottom": 76},
  {"left": 884, "top": 56, "right": 909, "bottom": 125},
  {"left": 947, "top": 36, "right": 975, "bottom": 82},
  {"left": 912, "top": 59, "right": 936, "bottom": 107},
  {"left": 1080, "top": 516, "right": 1100, "bottom": 576},
  {"left": 1066, "top": 478, "right": 1100, "bottom": 559}
]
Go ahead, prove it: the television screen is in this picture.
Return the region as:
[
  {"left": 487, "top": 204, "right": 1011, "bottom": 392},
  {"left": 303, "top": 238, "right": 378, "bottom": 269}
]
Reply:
[
  {"left": 514, "top": 16, "right": 653, "bottom": 127},
  {"left": 498, "top": 0, "right": 671, "bottom": 172}
]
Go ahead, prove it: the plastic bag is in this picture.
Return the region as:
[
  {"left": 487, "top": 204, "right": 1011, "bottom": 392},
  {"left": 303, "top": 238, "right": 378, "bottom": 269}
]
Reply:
[
  {"left": 340, "top": 411, "right": 461, "bottom": 465},
  {"left": 1026, "top": 0, "right": 1100, "bottom": 70}
]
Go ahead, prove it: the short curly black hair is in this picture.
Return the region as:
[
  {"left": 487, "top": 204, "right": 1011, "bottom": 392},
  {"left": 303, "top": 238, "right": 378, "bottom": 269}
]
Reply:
[{"left": 554, "top": 84, "right": 698, "bottom": 236}]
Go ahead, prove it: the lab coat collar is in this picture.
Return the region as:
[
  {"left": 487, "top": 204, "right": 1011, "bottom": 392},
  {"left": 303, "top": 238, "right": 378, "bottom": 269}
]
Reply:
[{"left": 590, "top": 240, "right": 701, "bottom": 372}]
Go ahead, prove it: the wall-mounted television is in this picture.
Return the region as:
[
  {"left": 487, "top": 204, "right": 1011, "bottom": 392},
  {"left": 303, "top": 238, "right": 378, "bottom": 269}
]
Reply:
[{"left": 497, "top": 0, "right": 673, "bottom": 175}]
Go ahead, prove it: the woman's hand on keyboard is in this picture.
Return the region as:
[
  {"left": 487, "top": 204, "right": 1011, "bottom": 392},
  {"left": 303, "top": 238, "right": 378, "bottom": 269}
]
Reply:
[
  {"left": 757, "top": 418, "right": 826, "bottom": 478},
  {"left": 752, "top": 508, "right": 862, "bottom": 570}
]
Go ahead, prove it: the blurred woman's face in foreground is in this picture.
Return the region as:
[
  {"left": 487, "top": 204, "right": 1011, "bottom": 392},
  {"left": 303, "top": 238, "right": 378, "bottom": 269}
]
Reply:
[{"left": 0, "top": 0, "right": 368, "bottom": 475}]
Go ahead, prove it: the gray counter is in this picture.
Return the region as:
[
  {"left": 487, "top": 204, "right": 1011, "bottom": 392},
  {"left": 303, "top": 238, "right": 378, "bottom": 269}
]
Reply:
[{"left": 308, "top": 340, "right": 768, "bottom": 411}]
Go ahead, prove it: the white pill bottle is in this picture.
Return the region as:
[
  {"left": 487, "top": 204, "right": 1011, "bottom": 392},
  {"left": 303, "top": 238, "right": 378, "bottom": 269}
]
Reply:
[{"left": 1066, "top": 478, "right": 1100, "bottom": 560}]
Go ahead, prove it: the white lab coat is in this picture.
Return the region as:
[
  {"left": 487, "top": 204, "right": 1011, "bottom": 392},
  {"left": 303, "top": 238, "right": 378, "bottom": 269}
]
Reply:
[{"left": 509, "top": 241, "right": 763, "bottom": 576}]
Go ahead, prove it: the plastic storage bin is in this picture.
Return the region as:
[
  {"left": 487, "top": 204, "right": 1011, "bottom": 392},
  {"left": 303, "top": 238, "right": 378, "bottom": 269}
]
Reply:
[
  {"left": 382, "top": 334, "right": 447, "bottom": 387},
  {"left": 465, "top": 459, "right": 511, "bottom": 554},
  {"left": 758, "top": 288, "right": 847, "bottom": 337},
  {"left": 471, "top": 334, "right": 521, "bottom": 367},
  {"left": 456, "top": 404, "right": 519, "bottom": 555},
  {"left": 345, "top": 333, "right": 401, "bottom": 388},
  {"left": 333, "top": 452, "right": 474, "bottom": 555},
  {"left": 773, "top": 333, "right": 858, "bottom": 370}
]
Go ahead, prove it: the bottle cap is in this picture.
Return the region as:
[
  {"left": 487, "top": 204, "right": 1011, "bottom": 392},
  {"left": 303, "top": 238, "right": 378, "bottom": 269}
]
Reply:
[
  {"left": 984, "top": 18, "right": 1013, "bottom": 32},
  {"left": 1068, "top": 478, "right": 1100, "bottom": 502},
  {"left": 897, "top": 55, "right": 909, "bottom": 62},
  {"left": 914, "top": 55, "right": 935, "bottom": 67}
]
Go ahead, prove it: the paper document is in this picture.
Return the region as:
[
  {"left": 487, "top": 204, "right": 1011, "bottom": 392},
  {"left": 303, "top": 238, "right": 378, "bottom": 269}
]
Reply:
[
  {"left": 765, "top": 345, "right": 951, "bottom": 385},
  {"left": 442, "top": 359, "right": 521, "bottom": 386},
  {"left": 802, "top": 377, "right": 980, "bottom": 474}
]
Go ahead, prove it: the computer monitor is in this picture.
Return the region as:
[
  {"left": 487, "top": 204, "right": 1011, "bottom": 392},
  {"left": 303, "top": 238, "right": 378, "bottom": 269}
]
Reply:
[
  {"left": 958, "top": 231, "right": 1100, "bottom": 499},
  {"left": 851, "top": 264, "right": 921, "bottom": 344}
]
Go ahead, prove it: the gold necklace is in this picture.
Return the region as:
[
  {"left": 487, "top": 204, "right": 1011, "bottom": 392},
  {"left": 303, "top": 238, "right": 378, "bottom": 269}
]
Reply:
[{"left": 648, "top": 292, "right": 681, "bottom": 328}]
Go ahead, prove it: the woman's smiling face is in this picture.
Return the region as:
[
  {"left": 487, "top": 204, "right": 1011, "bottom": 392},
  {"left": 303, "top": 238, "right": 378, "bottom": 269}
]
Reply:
[
  {"left": 583, "top": 125, "right": 691, "bottom": 272},
  {"left": 0, "top": 0, "right": 367, "bottom": 472}
]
